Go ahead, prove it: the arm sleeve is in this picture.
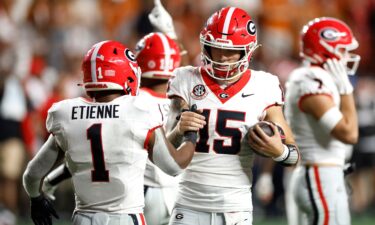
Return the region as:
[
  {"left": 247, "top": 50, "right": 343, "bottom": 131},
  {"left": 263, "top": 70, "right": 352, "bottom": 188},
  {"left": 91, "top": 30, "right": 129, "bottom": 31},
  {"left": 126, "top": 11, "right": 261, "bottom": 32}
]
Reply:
[{"left": 23, "top": 135, "right": 61, "bottom": 197}]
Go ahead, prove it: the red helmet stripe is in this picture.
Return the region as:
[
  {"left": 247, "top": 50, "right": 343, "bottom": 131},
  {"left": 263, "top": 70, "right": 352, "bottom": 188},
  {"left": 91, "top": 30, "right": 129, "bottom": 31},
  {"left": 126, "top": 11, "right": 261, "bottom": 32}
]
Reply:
[
  {"left": 90, "top": 41, "right": 107, "bottom": 82},
  {"left": 221, "top": 7, "right": 236, "bottom": 40},
  {"left": 156, "top": 33, "right": 172, "bottom": 72}
]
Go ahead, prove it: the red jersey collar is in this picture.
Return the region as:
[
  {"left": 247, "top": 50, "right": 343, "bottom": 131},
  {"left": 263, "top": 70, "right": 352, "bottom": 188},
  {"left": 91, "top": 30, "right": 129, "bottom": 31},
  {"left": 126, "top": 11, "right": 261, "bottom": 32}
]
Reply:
[{"left": 200, "top": 68, "right": 251, "bottom": 104}]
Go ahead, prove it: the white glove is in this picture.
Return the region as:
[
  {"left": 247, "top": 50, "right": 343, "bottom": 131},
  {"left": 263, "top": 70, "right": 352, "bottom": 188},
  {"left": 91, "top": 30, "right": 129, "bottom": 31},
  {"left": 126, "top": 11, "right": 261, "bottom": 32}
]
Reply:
[
  {"left": 254, "top": 173, "right": 274, "bottom": 203},
  {"left": 148, "top": 0, "right": 177, "bottom": 39},
  {"left": 41, "top": 178, "right": 57, "bottom": 201},
  {"left": 323, "top": 58, "right": 353, "bottom": 95}
]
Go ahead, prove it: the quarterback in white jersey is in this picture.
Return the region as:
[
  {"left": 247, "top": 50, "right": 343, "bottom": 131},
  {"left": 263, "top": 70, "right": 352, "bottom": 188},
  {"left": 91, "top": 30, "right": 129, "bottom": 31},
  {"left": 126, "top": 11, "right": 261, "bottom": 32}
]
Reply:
[
  {"left": 165, "top": 7, "right": 299, "bottom": 225},
  {"left": 285, "top": 18, "right": 360, "bottom": 225},
  {"left": 23, "top": 41, "right": 198, "bottom": 225}
]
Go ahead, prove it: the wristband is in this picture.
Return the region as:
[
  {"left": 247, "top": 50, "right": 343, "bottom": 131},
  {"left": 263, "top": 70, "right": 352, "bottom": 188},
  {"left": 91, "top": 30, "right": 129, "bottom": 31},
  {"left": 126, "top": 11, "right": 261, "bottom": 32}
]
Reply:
[
  {"left": 183, "top": 131, "right": 197, "bottom": 145},
  {"left": 273, "top": 144, "right": 299, "bottom": 166},
  {"left": 273, "top": 145, "right": 289, "bottom": 162},
  {"left": 319, "top": 107, "right": 343, "bottom": 133}
]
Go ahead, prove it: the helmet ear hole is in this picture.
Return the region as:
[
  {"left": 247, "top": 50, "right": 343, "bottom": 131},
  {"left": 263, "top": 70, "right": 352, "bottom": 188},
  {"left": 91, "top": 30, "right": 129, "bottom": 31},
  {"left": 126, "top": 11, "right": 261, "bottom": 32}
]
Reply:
[{"left": 113, "top": 48, "right": 118, "bottom": 55}]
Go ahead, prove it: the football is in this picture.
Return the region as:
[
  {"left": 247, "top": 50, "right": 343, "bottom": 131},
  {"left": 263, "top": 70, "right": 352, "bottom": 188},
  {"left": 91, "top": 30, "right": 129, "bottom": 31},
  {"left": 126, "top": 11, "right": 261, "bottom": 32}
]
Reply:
[
  {"left": 249, "top": 121, "right": 286, "bottom": 157},
  {"left": 254, "top": 121, "right": 286, "bottom": 143}
]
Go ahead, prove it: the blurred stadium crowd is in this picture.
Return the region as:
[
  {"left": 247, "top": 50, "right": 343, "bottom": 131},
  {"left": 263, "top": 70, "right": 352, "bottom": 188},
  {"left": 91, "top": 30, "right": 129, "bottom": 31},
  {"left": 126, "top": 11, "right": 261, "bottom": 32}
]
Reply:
[{"left": 0, "top": 0, "right": 374, "bottom": 224}]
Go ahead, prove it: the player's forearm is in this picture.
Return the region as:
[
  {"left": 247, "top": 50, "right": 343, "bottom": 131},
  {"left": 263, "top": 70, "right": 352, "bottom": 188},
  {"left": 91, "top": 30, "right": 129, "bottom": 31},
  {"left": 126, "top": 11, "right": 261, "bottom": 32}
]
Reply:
[
  {"left": 332, "top": 94, "right": 358, "bottom": 144},
  {"left": 152, "top": 128, "right": 184, "bottom": 176},
  {"left": 23, "top": 136, "right": 60, "bottom": 197},
  {"left": 167, "top": 126, "right": 184, "bottom": 148},
  {"left": 174, "top": 141, "right": 195, "bottom": 169}
]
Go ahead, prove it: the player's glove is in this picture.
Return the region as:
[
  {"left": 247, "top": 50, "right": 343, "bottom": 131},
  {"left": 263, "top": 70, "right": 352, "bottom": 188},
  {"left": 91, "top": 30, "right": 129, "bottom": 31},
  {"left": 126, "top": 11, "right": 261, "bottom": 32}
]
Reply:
[
  {"left": 148, "top": 0, "right": 177, "bottom": 39},
  {"left": 323, "top": 58, "right": 353, "bottom": 95},
  {"left": 182, "top": 104, "right": 199, "bottom": 144},
  {"left": 30, "top": 195, "right": 59, "bottom": 225}
]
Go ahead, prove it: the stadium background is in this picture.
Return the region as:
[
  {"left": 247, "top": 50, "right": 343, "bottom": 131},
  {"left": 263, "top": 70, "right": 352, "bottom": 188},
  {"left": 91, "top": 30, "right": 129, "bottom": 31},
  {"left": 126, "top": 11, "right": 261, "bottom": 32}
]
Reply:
[{"left": 0, "top": 0, "right": 374, "bottom": 224}]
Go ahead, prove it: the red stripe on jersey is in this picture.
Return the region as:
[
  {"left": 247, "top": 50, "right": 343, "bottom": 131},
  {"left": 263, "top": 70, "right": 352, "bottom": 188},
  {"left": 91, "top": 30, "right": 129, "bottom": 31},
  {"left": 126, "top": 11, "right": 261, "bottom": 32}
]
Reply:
[
  {"left": 298, "top": 93, "right": 333, "bottom": 113},
  {"left": 140, "top": 213, "right": 146, "bottom": 225},
  {"left": 313, "top": 166, "right": 329, "bottom": 225},
  {"left": 201, "top": 68, "right": 251, "bottom": 104},
  {"left": 144, "top": 125, "right": 163, "bottom": 151}
]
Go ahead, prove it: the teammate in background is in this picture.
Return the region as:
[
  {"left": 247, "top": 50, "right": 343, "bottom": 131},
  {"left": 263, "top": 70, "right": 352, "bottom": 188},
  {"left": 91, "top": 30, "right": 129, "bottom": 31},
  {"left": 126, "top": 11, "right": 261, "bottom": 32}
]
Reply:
[
  {"left": 284, "top": 17, "right": 360, "bottom": 225},
  {"left": 165, "top": 7, "right": 299, "bottom": 225},
  {"left": 23, "top": 40, "right": 200, "bottom": 225},
  {"left": 135, "top": 32, "right": 182, "bottom": 225}
]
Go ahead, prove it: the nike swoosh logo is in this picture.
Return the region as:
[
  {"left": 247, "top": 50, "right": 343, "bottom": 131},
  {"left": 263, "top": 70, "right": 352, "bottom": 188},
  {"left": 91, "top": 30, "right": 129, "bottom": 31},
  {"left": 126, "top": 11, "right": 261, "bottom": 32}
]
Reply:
[
  {"left": 234, "top": 218, "right": 248, "bottom": 225},
  {"left": 242, "top": 93, "right": 254, "bottom": 98}
]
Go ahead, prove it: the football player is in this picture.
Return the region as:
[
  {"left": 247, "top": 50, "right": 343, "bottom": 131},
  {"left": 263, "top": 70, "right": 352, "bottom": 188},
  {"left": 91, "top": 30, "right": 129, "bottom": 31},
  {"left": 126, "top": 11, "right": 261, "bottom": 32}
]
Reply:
[
  {"left": 22, "top": 40, "right": 200, "bottom": 225},
  {"left": 135, "top": 32, "right": 183, "bottom": 225},
  {"left": 284, "top": 17, "right": 360, "bottom": 225},
  {"left": 41, "top": 2, "right": 186, "bottom": 225},
  {"left": 165, "top": 7, "right": 299, "bottom": 225}
]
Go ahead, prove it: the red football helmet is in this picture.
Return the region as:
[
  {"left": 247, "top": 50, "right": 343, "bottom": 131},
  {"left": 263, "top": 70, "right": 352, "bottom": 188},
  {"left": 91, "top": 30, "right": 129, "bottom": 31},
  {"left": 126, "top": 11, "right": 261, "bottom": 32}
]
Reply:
[
  {"left": 135, "top": 32, "right": 181, "bottom": 80},
  {"left": 82, "top": 40, "right": 141, "bottom": 96},
  {"left": 300, "top": 17, "right": 360, "bottom": 75},
  {"left": 200, "top": 7, "right": 259, "bottom": 81}
]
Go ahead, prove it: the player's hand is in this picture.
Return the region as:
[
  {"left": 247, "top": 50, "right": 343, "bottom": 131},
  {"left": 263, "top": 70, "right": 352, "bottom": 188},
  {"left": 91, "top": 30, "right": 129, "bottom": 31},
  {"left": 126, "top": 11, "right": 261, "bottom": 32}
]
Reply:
[
  {"left": 148, "top": 0, "right": 177, "bottom": 39},
  {"left": 42, "top": 179, "right": 57, "bottom": 201},
  {"left": 30, "top": 195, "right": 59, "bottom": 225},
  {"left": 323, "top": 58, "right": 353, "bottom": 95},
  {"left": 248, "top": 123, "right": 284, "bottom": 158},
  {"left": 177, "top": 106, "right": 206, "bottom": 135}
]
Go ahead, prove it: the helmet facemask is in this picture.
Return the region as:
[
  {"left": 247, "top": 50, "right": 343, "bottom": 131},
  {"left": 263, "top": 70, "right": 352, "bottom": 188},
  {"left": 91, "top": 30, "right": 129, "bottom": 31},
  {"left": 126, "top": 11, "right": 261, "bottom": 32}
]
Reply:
[{"left": 200, "top": 37, "right": 258, "bottom": 81}]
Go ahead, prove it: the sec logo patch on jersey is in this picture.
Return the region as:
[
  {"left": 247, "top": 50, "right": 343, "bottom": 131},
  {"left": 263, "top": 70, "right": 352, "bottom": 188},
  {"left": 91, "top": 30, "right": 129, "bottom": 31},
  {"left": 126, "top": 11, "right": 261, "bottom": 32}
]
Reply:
[{"left": 191, "top": 84, "right": 208, "bottom": 100}]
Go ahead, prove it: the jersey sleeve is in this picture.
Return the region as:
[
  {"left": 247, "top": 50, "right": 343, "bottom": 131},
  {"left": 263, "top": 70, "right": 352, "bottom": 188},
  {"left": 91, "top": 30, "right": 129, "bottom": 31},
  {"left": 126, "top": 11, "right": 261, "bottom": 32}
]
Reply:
[
  {"left": 167, "top": 66, "right": 192, "bottom": 103},
  {"left": 133, "top": 96, "right": 164, "bottom": 150},
  {"left": 134, "top": 95, "right": 164, "bottom": 128},
  {"left": 262, "top": 73, "right": 284, "bottom": 108},
  {"left": 298, "top": 68, "right": 332, "bottom": 96},
  {"left": 46, "top": 101, "right": 66, "bottom": 150}
]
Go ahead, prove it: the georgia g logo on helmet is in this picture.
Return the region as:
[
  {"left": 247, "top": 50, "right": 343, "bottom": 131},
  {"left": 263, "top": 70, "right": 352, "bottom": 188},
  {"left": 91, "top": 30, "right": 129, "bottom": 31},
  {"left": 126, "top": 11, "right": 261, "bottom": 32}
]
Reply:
[
  {"left": 319, "top": 28, "right": 346, "bottom": 42},
  {"left": 247, "top": 20, "right": 256, "bottom": 36},
  {"left": 125, "top": 49, "right": 136, "bottom": 62}
]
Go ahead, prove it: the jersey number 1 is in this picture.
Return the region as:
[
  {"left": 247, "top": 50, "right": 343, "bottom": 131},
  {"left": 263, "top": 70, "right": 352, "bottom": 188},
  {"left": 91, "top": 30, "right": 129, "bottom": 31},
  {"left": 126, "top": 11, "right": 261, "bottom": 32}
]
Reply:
[{"left": 87, "top": 124, "right": 109, "bottom": 182}]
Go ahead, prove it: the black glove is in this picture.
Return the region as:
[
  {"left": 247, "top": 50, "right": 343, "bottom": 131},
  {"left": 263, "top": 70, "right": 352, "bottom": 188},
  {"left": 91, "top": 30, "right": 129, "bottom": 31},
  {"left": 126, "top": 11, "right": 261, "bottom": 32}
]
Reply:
[
  {"left": 182, "top": 104, "right": 199, "bottom": 144},
  {"left": 31, "top": 195, "right": 59, "bottom": 225}
]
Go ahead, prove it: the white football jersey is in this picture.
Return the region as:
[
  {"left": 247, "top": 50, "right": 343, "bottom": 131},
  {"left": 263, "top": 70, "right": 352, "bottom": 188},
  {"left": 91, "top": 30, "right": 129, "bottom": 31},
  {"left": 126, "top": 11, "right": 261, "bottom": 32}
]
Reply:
[
  {"left": 46, "top": 95, "right": 163, "bottom": 213},
  {"left": 167, "top": 66, "right": 284, "bottom": 212},
  {"left": 284, "top": 66, "right": 352, "bottom": 166},
  {"left": 139, "top": 88, "right": 179, "bottom": 188}
]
